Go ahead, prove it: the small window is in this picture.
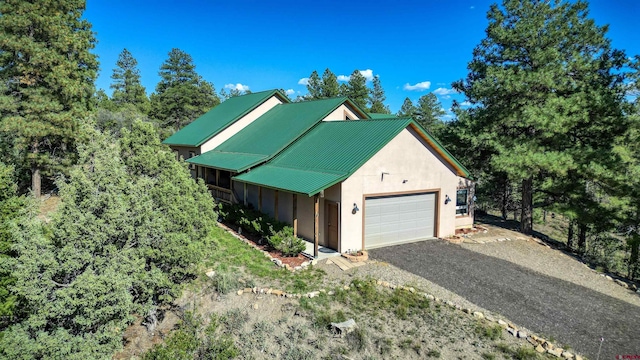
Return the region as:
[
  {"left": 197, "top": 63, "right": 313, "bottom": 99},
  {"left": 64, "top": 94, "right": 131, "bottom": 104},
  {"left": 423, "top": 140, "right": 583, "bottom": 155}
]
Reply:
[
  {"left": 456, "top": 189, "right": 468, "bottom": 215},
  {"left": 188, "top": 151, "right": 196, "bottom": 170}
]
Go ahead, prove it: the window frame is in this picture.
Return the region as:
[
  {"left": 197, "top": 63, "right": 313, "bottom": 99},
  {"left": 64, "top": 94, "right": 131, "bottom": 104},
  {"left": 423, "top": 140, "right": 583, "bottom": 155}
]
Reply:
[{"left": 456, "top": 189, "right": 469, "bottom": 216}]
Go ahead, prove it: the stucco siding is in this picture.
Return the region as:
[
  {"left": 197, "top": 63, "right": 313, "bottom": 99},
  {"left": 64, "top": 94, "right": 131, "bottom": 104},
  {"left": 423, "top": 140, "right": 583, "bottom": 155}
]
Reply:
[
  {"left": 200, "top": 96, "right": 283, "bottom": 153},
  {"left": 323, "top": 104, "right": 362, "bottom": 121},
  {"left": 278, "top": 192, "right": 293, "bottom": 223},
  {"left": 297, "top": 195, "right": 315, "bottom": 241},
  {"left": 341, "top": 127, "right": 461, "bottom": 251},
  {"left": 261, "top": 188, "right": 276, "bottom": 217},
  {"left": 247, "top": 184, "right": 259, "bottom": 209}
]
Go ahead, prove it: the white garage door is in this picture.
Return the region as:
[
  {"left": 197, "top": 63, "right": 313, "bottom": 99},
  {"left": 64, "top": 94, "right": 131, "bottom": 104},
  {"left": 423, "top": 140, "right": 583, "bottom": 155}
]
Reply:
[{"left": 365, "top": 192, "right": 436, "bottom": 249}]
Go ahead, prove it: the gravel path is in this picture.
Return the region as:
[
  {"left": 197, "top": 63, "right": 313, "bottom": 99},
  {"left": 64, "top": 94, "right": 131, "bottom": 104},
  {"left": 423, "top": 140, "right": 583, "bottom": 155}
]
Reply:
[{"left": 368, "top": 239, "right": 640, "bottom": 360}]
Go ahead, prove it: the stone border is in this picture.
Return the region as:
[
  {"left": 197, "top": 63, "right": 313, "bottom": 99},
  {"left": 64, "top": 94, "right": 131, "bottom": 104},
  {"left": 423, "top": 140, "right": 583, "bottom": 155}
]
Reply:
[
  {"left": 216, "top": 222, "right": 315, "bottom": 272},
  {"left": 228, "top": 276, "right": 585, "bottom": 360},
  {"left": 342, "top": 250, "right": 368, "bottom": 262}
]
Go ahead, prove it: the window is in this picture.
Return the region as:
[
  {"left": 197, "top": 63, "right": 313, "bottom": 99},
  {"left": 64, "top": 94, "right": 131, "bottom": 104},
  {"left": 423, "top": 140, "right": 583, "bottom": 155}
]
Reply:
[
  {"left": 188, "top": 151, "right": 196, "bottom": 170},
  {"left": 456, "top": 189, "right": 468, "bottom": 215}
]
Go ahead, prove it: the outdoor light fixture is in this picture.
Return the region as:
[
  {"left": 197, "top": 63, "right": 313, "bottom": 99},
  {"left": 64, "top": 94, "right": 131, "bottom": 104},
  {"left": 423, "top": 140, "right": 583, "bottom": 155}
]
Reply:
[
  {"left": 352, "top": 203, "right": 359, "bottom": 214},
  {"left": 445, "top": 195, "right": 451, "bottom": 204},
  {"left": 402, "top": 179, "right": 408, "bottom": 183}
]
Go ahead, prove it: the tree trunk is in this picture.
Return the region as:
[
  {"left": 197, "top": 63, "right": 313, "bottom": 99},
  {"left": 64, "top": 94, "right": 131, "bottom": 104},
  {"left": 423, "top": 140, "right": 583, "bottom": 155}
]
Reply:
[
  {"left": 31, "top": 140, "right": 41, "bottom": 198},
  {"left": 501, "top": 182, "right": 508, "bottom": 220},
  {"left": 567, "top": 220, "right": 574, "bottom": 250},
  {"left": 628, "top": 234, "right": 639, "bottom": 280},
  {"left": 577, "top": 222, "right": 587, "bottom": 254},
  {"left": 520, "top": 177, "right": 533, "bottom": 234}
]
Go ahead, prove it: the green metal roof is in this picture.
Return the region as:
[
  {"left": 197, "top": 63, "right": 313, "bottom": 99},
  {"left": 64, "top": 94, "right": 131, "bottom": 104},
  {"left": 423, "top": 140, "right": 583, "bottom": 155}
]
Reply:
[
  {"left": 162, "top": 90, "right": 287, "bottom": 147},
  {"left": 368, "top": 112, "right": 397, "bottom": 119},
  {"left": 234, "top": 118, "right": 472, "bottom": 196},
  {"left": 186, "top": 97, "right": 351, "bottom": 172}
]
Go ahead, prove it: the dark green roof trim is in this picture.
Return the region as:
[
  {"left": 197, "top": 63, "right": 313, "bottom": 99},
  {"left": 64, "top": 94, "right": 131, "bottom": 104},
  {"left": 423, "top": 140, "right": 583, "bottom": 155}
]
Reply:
[{"left": 162, "top": 89, "right": 289, "bottom": 147}]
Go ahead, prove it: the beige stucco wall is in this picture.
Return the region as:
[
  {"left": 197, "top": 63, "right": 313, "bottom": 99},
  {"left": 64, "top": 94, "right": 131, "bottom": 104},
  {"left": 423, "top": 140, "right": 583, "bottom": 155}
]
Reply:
[
  {"left": 200, "top": 96, "right": 284, "bottom": 153},
  {"left": 170, "top": 146, "right": 200, "bottom": 178},
  {"left": 322, "top": 104, "right": 362, "bottom": 121},
  {"left": 455, "top": 176, "right": 476, "bottom": 229},
  {"left": 340, "top": 127, "right": 464, "bottom": 251}
]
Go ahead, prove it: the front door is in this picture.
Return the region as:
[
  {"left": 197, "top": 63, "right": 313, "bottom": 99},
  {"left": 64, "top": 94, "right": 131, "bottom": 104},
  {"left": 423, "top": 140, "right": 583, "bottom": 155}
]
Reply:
[{"left": 325, "top": 202, "right": 339, "bottom": 251}]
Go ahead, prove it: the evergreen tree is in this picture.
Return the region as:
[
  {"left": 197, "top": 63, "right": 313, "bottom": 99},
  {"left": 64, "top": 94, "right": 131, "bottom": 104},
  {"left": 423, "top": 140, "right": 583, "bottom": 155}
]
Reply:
[
  {"left": 110, "top": 48, "right": 150, "bottom": 114},
  {"left": 320, "top": 68, "right": 340, "bottom": 98},
  {"left": 150, "top": 48, "right": 219, "bottom": 131},
  {"left": 453, "top": 0, "right": 627, "bottom": 234},
  {"left": 415, "top": 93, "right": 445, "bottom": 134},
  {"left": 397, "top": 97, "right": 417, "bottom": 118},
  {"left": 0, "top": 0, "right": 99, "bottom": 197},
  {"left": 343, "top": 70, "right": 368, "bottom": 109},
  {"left": 369, "top": 75, "right": 390, "bottom": 114},
  {"left": 306, "top": 70, "right": 322, "bottom": 100}
]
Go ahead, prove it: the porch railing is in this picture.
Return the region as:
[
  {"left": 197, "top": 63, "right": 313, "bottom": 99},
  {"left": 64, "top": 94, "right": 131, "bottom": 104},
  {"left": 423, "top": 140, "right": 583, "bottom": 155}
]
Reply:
[{"left": 207, "top": 184, "right": 233, "bottom": 204}]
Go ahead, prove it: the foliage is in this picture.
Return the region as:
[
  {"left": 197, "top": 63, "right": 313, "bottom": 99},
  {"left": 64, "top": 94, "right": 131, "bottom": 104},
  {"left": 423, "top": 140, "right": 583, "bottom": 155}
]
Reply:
[
  {"left": 320, "top": 68, "right": 341, "bottom": 98},
  {"left": 110, "top": 48, "right": 150, "bottom": 114},
  {"left": 0, "top": 0, "right": 99, "bottom": 196},
  {"left": 415, "top": 93, "right": 445, "bottom": 135},
  {"left": 150, "top": 48, "right": 220, "bottom": 131},
  {"left": 218, "top": 203, "right": 286, "bottom": 238},
  {"left": 397, "top": 97, "right": 416, "bottom": 118},
  {"left": 268, "top": 227, "right": 306, "bottom": 257},
  {"left": 369, "top": 75, "right": 391, "bottom": 114},
  {"left": 452, "top": 0, "right": 628, "bottom": 235},
  {"left": 342, "top": 70, "right": 369, "bottom": 109},
  {"left": 0, "top": 120, "right": 217, "bottom": 358}
]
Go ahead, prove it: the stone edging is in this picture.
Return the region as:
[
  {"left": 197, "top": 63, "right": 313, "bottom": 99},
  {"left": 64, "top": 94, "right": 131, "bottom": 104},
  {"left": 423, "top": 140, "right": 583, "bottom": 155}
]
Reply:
[
  {"left": 230, "top": 278, "right": 585, "bottom": 360},
  {"left": 216, "top": 222, "right": 315, "bottom": 272}
]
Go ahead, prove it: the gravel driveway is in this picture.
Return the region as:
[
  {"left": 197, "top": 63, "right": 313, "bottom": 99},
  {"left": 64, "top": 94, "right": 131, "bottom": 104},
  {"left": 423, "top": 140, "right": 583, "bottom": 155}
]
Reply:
[{"left": 369, "top": 240, "right": 640, "bottom": 359}]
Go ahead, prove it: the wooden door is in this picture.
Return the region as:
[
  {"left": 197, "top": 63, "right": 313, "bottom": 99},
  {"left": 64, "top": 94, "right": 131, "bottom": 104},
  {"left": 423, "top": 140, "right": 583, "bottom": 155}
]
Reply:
[{"left": 326, "top": 202, "right": 339, "bottom": 251}]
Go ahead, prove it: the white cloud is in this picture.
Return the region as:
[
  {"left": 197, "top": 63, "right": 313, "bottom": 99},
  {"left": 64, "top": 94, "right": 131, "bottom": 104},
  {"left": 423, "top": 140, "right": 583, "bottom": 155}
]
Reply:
[
  {"left": 359, "top": 69, "right": 374, "bottom": 81},
  {"left": 470, "top": 5, "right": 475, "bottom": 9},
  {"left": 433, "top": 87, "right": 458, "bottom": 96},
  {"left": 460, "top": 101, "right": 472, "bottom": 107},
  {"left": 337, "top": 75, "right": 350, "bottom": 82},
  {"left": 285, "top": 89, "right": 295, "bottom": 95},
  {"left": 225, "top": 83, "right": 250, "bottom": 92},
  {"left": 403, "top": 81, "right": 431, "bottom": 91},
  {"left": 298, "top": 77, "right": 309, "bottom": 85}
]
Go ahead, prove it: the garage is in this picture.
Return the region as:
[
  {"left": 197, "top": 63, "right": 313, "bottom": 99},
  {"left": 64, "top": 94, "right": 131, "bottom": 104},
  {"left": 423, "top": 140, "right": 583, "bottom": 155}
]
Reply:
[{"left": 364, "top": 192, "right": 437, "bottom": 249}]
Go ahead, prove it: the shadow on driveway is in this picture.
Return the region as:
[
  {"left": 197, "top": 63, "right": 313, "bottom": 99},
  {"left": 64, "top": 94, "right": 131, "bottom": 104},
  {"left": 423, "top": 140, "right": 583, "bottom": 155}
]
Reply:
[{"left": 369, "top": 240, "right": 640, "bottom": 359}]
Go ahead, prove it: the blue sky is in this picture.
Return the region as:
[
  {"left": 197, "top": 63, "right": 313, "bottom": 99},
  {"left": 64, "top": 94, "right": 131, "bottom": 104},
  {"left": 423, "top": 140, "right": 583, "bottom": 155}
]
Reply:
[{"left": 86, "top": 0, "right": 640, "bottom": 115}]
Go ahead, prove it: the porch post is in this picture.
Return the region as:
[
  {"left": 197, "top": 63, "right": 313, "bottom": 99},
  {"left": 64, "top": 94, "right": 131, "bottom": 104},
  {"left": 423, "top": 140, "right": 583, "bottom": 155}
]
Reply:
[
  {"left": 243, "top": 183, "right": 247, "bottom": 206},
  {"left": 258, "top": 186, "right": 262, "bottom": 212},
  {"left": 292, "top": 194, "right": 298, "bottom": 236},
  {"left": 274, "top": 190, "right": 279, "bottom": 221},
  {"left": 314, "top": 194, "right": 319, "bottom": 258},
  {"left": 215, "top": 169, "right": 219, "bottom": 187}
]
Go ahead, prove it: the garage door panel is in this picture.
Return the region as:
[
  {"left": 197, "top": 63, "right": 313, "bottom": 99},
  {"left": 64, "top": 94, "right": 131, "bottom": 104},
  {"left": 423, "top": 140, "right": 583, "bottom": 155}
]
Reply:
[{"left": 365, "top": 193, "right": 436, "bottom": 249}]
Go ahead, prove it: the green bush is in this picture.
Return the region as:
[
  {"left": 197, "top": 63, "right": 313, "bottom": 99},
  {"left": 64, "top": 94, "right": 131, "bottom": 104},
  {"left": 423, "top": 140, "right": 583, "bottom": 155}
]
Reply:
[
  {"left": 268, "top": 227, "right": 306, "bottom": 257},
  {"left": 217, "top": 203, "right": 285, "bottom": 238}
]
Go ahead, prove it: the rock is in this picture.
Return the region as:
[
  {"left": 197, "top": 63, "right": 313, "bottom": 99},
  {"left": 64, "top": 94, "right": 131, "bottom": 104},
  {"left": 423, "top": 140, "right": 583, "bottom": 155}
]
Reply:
[
  {"left": 549, "top": 348, "right": 563, "bottom": 358},
  {"left": 434, "top": 297, "right": 440, "bottom": 302},
  {"left": 561, "top": 351, "right": 574, "bottom": 359},
  {"left": 527, "top": 337, "right": 538, "bottom": 346},
  {"left": 253, "top": 303, "right": 259, "bottom": 310},
  {"left": 319, "top": 289, "right": 326, "bottom": 293},
  {"left": 274, "top": 259, "right": 283, "bottom": 267},
  {"left": 389, "top": 284, "right": 396, "bottom": 289},
  {"left": 517, "top": 330, "right": 527, "bottom": 338},
  {"left": 252, "top": 287, "right": 258, "bottom": 294},
  {"left": 575, "top": 355, "right": 583, "bottom": 360},
  {"left": 205, "top": 269, "right": 215, "bottom": 278},
  {"left": 237, "top": 290, "right": 243, "bottom": 296},
  {"left": 605, "top": 275, "right": 613, "bottom": 281},
  {"left": 300, "top": 261, "right": 309, "bottom": 268},
  {"left": 308, "top": 291, "right": 320, "bottom": 298},
  {"left": 408, "top": 287, "right": 416, "bottom": 293},
  {"left": 473, "top": 311, "right": 484, "bottom": 319},
  {"left": 271, "top": 289, "right": 283, "bottom": 297},
  {"left": 497, "top": 319, "right": 507, "bottom": 328},
  {"left": 507, "top": 327, "right": 517, "bottom": 336},
  {"left": 311, "top": 259, "right": 318, "bottom": 266},
  {"left": 244, "top": 287, "right": 252, "bottom": 293},
  {"left": 425, "top": 294, "right": 435, "bottom": 300},
  {"left": 331, "top": 318, "right": 357, "bottom": 335},
  {"left": 328, "top": 291, "right": 335, "bottom": 296},
  {"left": 535, "top": 345, "right": 546, "bottom": 353},
  {"left": 284, "top": 264, "right": 292, "bottom": 271},
  {"left": 462, "top": 308, "right": 471, "bottom": 314},
  {"left": 615, "top": 279, "right": 628, "bottom": 288},
  {"left": 485, "top": 315, "right": 495, "bottom": 322},
  {"left": 294, "top": 266, "right": 302, "bottom": 271},
  {"left": 266, "top": 288, "right": 272, "bottom": 295},
  {"left": 343, "top": 285, "right": 350, "bottom": 290},
  {"left": 446, "top": 300, "right": 455, "bottom": 307},
  {"left": 530, "top": 334, "right": 540, "bottom": 342},
  {"left": 381, "top": 281, "right": 390, "bottom": 287}
]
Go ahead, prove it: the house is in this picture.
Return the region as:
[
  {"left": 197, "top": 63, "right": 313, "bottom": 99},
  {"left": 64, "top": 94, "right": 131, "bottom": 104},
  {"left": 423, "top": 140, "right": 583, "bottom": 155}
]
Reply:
[{"left": 163, "top": 90, "right": 474, "bottom": 257}]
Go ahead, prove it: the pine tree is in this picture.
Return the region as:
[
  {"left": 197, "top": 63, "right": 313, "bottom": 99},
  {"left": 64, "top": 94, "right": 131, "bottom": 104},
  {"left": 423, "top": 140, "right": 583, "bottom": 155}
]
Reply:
[
  {"left": 110, "top": 48, "right": 150, "bottom": 114},
  {"left": 453, "top": 0, "right": 627, "bottom": 234},
  {"left": 306, "top": 70, "right": 322, "bottom": 100},
  {"left": 397, "top": 98, "right": 417, "bottom": 118},
  {"left": 320, "top": 68, "right": 340, "bottom": 98},
  {"left": 369, "top": 75, "right": 390, "bottom": 114},
  {"left": 0, "top": 0, "right": 99, "bottom": 197},
  {"left": 150, "top": 48, "right": 219, "bottom": 131},
  {"left": 415, "top": 93, "right": 445, "bottom": 134},
  {"left": 343, "top": 70, "right": 368, "bottom": 109}
]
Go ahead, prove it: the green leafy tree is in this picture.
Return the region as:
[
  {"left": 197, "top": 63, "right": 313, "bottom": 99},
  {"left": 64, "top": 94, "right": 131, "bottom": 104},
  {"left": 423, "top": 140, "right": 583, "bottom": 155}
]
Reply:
[
  {"left": 343, "top": 70, "right": 368, "bottom": 109},
  {"left": 320, "top": 68, "right": 340, "bottom": 98},
  {"left": 397, "top": 97, "right": 417, "bottom": 118},
  {"left": 415, "top": 93, "right": 445, "bottom": 134},
  {"left": 150, "top": 48, "right": 219, "bottom": 131},
  {"left": 0, "top": 0, "right": 99, "bottom": 197},
  {"left": 305, "top": 70, "right": 322, "bottom": 100},
  {"left": 369, "top": 75, "right": 390, "bottom": 114},
  {"left": 453, "top": 0, "right": 627, "bottom": 234},
  {"left": 110, "top": 48, "right": 150, "bottom": 114}
]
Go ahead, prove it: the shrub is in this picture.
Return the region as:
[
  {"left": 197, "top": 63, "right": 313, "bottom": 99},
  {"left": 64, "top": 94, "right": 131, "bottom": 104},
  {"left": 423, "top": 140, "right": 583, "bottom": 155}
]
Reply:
[
  {"left": 217, "top": 203, "right": 286, "bottom": 238},
  {"left": 269, "top": 227, "right": 306, "bottom": 257}
]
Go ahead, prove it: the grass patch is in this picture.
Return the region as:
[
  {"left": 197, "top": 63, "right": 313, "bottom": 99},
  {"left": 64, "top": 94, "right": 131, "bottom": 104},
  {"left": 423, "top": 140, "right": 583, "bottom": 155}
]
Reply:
[
  {"left": 496, "top": 342, "right": 541, "bottom": 360},
  {"left": 475, "top": 321, "right": 503, "bottom": 340}
]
